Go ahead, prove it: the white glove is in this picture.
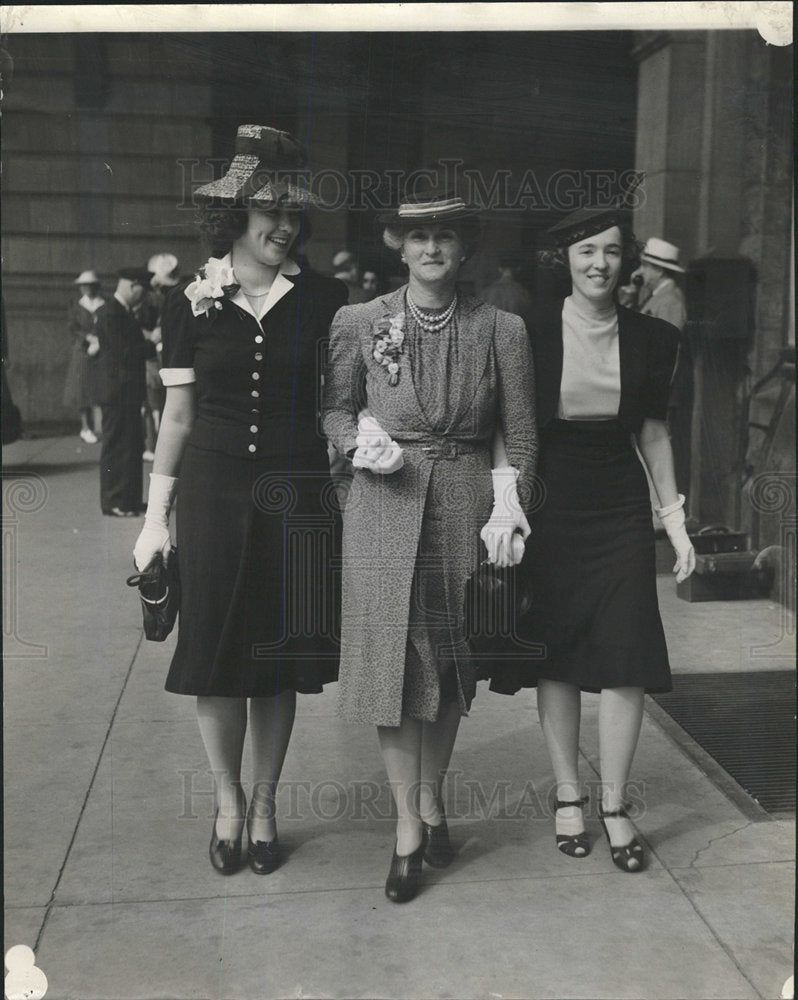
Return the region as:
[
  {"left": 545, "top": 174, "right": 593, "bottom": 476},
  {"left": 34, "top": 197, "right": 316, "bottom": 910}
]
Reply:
[
  {"left": 352, "top": 411, "right": 404, "bottom": 475},
  {"left": 480, "top": 467, "right": 531, "bottom": 568},
  {"left": 656, "top": 494, "right": 695, "bottom": 583},
  {"left": 86, "top": 334, "right": 100, "bottom": 357},
  {"left": 133, "top": 473, "right": 177, "bottom": 571}
]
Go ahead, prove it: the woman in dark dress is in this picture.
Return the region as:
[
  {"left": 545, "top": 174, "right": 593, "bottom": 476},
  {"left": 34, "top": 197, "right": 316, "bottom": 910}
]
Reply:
[
  {"left": 133, "top": 125, "right": 347, "bottom": 876},
  {"left": 323, "top": 188, "right": 537, "bottom": 902},
  {"left": 518, "top": 207, "right": 695, "bottom": 871},
  {"left": 63, "top": 269, "right": 105, "bottom": 443}
]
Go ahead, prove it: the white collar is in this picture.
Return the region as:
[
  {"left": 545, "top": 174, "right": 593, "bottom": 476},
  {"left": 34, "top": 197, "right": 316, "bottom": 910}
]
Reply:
[
  {"left": 224, "top": 253, "right": 301, "bottom": 322},
  {"left": 113, "top": 291, "right": 130, "bottom": 312},
  {"left": 79, "top": 294, "right": 104, "bottom": 313}
]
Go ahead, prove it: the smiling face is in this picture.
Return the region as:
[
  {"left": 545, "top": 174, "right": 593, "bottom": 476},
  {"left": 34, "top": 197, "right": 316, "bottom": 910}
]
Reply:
[
  {"left": 567, "top": 225, "right": 623, "bottom": 308},
  {"left": 402, "top": 224, "right": 465, "bottom": 289},
  {"left": 236, "top": 207, "right": 301, "bottom": 267}
]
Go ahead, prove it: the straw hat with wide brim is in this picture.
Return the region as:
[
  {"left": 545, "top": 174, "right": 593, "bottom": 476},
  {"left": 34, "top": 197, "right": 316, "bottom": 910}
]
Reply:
[
  {"left": 640, "top": 236, "right": 686, "bottom": 273},
  {"left": 193, "top": 125, "right": 320, "bottom": 208},
  {"left": 74, "top": 270, "right": 100, "bottom": 285}
]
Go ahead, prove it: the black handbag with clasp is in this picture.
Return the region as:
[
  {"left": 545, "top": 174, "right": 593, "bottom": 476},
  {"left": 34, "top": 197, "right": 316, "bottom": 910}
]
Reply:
[{"left": 126, "top": 548, "right": 180, "bottom": 641}]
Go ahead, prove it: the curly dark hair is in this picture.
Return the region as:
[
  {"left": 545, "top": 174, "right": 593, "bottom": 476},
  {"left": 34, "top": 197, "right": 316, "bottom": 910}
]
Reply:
[
  {"left": 382, "top": 215, "right": 483, "bottom": 262},
  {"left": 537, "top": 220, "right": 641, "bottom": 279},
  {"left": 196, "top": 203, "right": 312, "bottom": 258}
]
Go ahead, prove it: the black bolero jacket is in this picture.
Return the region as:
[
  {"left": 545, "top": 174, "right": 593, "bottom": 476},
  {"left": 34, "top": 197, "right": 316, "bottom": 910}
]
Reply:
[
  {"left": 528, "top": 298, "right": 681, "bottom": 434},
  {"left": 161, "top": 270, "right": 348, "bottom": 461}
]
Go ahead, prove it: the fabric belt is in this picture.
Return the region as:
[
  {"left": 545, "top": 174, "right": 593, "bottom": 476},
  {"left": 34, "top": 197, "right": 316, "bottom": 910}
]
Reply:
[{"left": 397, "top": 438, "right": 484, "bottom": 460}]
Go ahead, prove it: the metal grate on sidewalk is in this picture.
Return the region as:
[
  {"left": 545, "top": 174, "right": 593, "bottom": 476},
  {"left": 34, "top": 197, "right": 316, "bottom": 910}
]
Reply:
[{"left": 651, "top": 671, "right": 796, "bottom": 815}]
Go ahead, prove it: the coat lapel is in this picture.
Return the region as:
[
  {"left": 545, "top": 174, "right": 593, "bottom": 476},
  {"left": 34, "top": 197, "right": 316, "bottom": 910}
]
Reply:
[
  {"left": 617, "top": 305, "right": 646, "bottom": 426},
  {"left": 444, "top": 293, "right": 494, "bottom": 431},
  {"left": 531, "top": 299, "right": 565, "bottom": 427}
]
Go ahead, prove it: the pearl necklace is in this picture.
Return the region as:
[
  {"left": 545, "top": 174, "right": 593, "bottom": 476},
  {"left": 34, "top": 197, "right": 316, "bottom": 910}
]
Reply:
[{"left": 406, "top": 291, "right": 457, "bottom": 333}]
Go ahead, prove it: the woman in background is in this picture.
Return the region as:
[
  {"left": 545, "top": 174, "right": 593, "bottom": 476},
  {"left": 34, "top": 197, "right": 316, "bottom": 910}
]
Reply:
[{"left": 64, "top": 269, "right": 105, "bottom": 443}]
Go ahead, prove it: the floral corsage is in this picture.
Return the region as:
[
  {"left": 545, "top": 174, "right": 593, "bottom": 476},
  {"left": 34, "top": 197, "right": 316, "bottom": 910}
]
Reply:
[
  {"left": 371, "top": 312, "right": 405, "bottom": 386},
  {"left": 184, "top": 257, "right": 240, "bottom": 318}
]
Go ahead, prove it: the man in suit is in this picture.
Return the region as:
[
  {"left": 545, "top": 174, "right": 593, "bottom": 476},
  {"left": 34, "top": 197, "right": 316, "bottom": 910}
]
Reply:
[
  {"left": 97, "top": 267, "right": 154, "bottom": 515},
  {"left": 332, "top": 250, "right": 369, "bottom": 304},
  {"left": 631, "top": 237, "right": 691, "bottom": 493}
]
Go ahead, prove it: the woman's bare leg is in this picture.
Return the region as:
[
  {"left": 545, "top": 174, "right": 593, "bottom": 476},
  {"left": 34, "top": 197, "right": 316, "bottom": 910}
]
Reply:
[
  {"left": 247, "top": 690, "right": 297, "bottom": 842},
  {"left": 196, "top": 695, "right": 247, "bottom": 839},
  {"left": 378, "top": 716, "right": 423, "bottom": 856},
  {"left": 598, "top": 686, "right": 645, "bottom": 846},
  {"left": 537, "top": 678, "right": 584, "bottom": 839},
  {"left": 419, "top": 700, "right": 461, "bottom": 824}
]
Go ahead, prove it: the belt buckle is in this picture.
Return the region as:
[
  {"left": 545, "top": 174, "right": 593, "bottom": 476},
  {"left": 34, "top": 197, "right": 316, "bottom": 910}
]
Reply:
[{"left": 421, "top": 441, "right": 457, "bottom": 459}]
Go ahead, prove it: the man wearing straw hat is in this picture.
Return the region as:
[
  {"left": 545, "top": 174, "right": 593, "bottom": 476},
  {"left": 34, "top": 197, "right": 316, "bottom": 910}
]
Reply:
[
  {"left": 633, "top": 237, "right": 687, "bottom": 330},
  {"left": 632, "top": 237, "right": 691, "bottom": 492},
  {"left": 138, "top": 253, "right": 180, "bottom": 460}
]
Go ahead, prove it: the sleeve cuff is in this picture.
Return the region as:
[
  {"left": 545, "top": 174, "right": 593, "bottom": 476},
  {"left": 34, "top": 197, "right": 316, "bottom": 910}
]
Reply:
[{"left": 160, "top": 367, "right": 196, "bottom": 386}]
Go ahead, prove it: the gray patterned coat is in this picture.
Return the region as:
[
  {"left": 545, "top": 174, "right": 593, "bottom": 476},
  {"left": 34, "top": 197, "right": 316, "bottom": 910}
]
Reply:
[{"left": 323, "top": 285, "right": 537, "bottom": 726}]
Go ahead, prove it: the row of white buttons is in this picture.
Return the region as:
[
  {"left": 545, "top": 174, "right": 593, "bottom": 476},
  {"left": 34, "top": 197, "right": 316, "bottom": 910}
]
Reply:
[{"left": 250, "top": 332, "right": 264, "bottom": 452}]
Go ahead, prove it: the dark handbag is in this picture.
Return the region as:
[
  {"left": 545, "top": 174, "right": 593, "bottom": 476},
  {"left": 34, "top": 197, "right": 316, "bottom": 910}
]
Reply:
[
  {"left": 464, "top": 551, "right": 541, "bottom": 693},
  {"left": 126, "top": 548, "right": 180, "bottom": 641}
]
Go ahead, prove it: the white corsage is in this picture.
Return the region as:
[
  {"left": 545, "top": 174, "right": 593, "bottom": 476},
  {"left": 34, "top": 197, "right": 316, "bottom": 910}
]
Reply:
[
  {"left": 184, "top": 257, "right": 240, "bottom": 318},
  {"left": 371, "top": 312, "right": 405, "bottom": 386}
]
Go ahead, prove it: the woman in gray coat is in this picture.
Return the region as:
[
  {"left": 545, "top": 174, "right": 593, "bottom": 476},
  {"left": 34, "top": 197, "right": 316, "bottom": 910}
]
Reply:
[{"left": 323, "top": 188, "right": 538, "bottom": 902}]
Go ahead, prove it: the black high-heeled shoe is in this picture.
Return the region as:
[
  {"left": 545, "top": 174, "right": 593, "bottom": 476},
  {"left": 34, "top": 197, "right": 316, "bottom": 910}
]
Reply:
[
  {"left": 385, "top": 842, "right": 424, "bottom": 903},
  {"left": 209, "top": 807, "right": 245, "bottom": 875},
  {"left": 554, "top": 795, "right": 591, "bottom": 858},
  {"left": 246, "top": 805, "right": 282, "bottom": 875},
  {"left": 421, "top": 814, "right": 455, "bottom": 868},
  {"left": 598, "top": 806, "right": 646, "bottom": 873}
]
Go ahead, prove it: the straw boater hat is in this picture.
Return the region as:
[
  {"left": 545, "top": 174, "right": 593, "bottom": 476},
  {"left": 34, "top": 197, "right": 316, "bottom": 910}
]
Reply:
[
  {"left": 148, "top": 253, "right": 180, "bottom": 287},
  {"left": 639, "top": 237, "right": 686, "bottom": 273},
  {"left": 377, "top": 185, "right": 481, "bottom": 225},
  {"left": 74, "top": 270, "right": 100, "bottom": 285},
  {"left": 193, "top": 125, "right": 320, "bottom": 207}
]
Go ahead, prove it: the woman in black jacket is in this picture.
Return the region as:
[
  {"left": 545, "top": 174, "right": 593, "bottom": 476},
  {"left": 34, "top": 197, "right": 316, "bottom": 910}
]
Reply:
[{"left": 515, "top": 207, "right": 694, "bottom": 871}]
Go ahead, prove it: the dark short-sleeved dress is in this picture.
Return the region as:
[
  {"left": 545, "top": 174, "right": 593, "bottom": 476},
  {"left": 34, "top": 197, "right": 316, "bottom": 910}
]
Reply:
[
  {"left": 160, "top": 258, "right": 348, "bottom": 697},
  {"left": 492, "top": 297, "right": 680, "bottom": 696}
]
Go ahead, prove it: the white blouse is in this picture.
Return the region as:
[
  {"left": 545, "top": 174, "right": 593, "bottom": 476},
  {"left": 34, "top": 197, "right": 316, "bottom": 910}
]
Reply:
[{"left": 557, "top": 295, "right": 621, "bottom": 420}]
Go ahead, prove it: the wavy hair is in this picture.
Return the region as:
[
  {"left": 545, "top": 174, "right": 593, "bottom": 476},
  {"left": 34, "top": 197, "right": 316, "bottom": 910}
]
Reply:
[
  {"left": 537, "top": 220, "right": 641, "bottom": 278},
  {"left": 382, "top": 216, "right": 482, "bottom": 261},
  {"left": 196, "top": 203, "right": 312, "bottom": 259}
]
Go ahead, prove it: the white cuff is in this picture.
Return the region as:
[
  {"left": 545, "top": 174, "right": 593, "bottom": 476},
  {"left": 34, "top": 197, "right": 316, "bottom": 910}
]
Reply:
[
  {"left": 160, "top": 367, "right": 196, "bottom": 386},
  {"left": 655, "top": 493, "right": 685, "bottom": 518}
]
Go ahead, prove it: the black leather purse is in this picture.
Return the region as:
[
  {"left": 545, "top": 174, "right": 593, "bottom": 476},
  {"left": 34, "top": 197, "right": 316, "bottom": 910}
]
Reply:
[
  {"left": 126, "top": 548, "right": 180, "bottom": 641},
  {"left": 463, "top": 553, "right": 541, "bottom": 692}
]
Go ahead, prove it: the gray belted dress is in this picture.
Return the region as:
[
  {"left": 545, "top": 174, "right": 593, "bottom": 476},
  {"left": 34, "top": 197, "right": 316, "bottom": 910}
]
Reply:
[{"left": 323, "top": 285, "right": 537, "bottom": 726}]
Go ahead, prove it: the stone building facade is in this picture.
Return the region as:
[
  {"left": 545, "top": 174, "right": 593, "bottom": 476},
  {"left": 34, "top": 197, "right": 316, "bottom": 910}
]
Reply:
[{"left": 2, "top": 30, "right": 792, "bottom": 556}]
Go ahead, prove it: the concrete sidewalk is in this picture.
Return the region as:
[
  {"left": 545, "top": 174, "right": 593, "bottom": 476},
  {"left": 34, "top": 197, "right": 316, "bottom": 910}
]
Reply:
[{"left": 3, "top": 434, "right": 794, "bottom": 1000}]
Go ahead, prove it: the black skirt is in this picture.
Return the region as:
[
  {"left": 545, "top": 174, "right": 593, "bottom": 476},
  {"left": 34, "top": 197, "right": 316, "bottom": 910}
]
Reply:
[
  {"left": 492, "top": 419, "right": 672, "bottom": 694},
  {"left": 165, "top": 443, "right": 341, "bottom": 697}
]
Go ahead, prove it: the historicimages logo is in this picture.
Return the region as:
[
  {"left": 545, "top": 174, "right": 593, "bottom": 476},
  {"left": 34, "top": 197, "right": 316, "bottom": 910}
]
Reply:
[{"left": 4, "top": 946, "right": 47, "bottom": 1000}]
